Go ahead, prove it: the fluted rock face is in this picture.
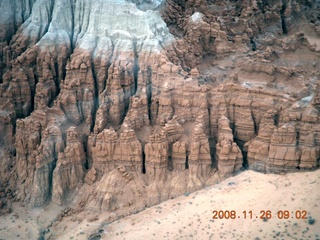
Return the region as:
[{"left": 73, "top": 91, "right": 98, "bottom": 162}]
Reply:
[
  {"left": 0, "top": 0, "right": 37, "bottom": 42},
  {"left": 145, "top": 131, "right": 169, "bottom": 179},
  {"left": 123, "top": 95, "right": 150, "bottom": 130},
  {"left": 268, "top": 124, "right": 300, "bottom": 172},
  {"left": 172, "top": 141, "right": 187, "bottom": 171},
  {"left": 58, "top": 59, "right": 95, "bottom": 128},
  {"left": 0, "top": 0, "right": 320, "bottom": 223},
  {"left": 114, "top": 128, "right": 143, "bottom": 171},
  {"left": 89, "top": 126, "right": 143, "bottom": 175},
  {"left": 30, "top": 122, "right": 65, "bottom": 206},
  {"left": 90, "top": 128, "right": 119, "bottom": 174},
  {"left": 189, "top": 123, "right": 211, "bottom": 178},
  {"left": 247, "top": 110, "right": 277, "bottom": 172},
  {"left": 216, "top": 116, "right": 243, "bottom": 177},
  {"left": 0, "top": 101, "right": 15, "bottom": 150},
  {"left": 299, "top": 132, "right": 319, "bottom": 169},
  {"left": 52, "top": 127, "right": 86, "bottom": 205}
]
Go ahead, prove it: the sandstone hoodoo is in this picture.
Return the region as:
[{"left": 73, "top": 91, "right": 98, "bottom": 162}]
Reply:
[{"left": 0, "top": 0, "right": 319, "bottom": 238}]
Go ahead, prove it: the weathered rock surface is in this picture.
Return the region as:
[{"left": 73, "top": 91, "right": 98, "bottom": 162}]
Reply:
[
  {"left": 52, "top": 127, "right": 86, "bottom": 205},
  {"left": 216, "top": 116, "right": 243, "bottom": 177},
  {"left": 247, "top": 110, "right": 277, "bottom": 172},
  {"left": 0, "top": 0, "right": 320, "bottom": 230}
]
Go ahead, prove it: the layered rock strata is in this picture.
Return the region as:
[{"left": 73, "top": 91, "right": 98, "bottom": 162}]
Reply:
[
  {"left": 0, "top": 0, "right": 319, "bottom": 224},
  {"left": 216, "top": 116, "right": 243, "bottom": 177}
]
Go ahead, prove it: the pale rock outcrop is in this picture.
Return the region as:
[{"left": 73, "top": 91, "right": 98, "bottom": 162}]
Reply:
[
  {"left": 313, "top": 84, "right": 320, "bottom": 111},
  {"left": 0, "top": 101, "right": 15, "bottom": 150},
  {"left": 84, "top": 168, "right": 97, "bottom": 185},
  {"left": 90, "top": 127, "right": 143, "bottom": 175},
  {"left": 172, "top": 141, "right": 187, "bottom": 171},
  {"left": 215, "top": 116, "right": 243, "bottom": 177},
  {"left": 298, "top": 105, "right": 320, "bottom": 169},
  {"left": 15, "top": 112, "right": 46, "bottom": 193},
  {"left": 91, "top": 128, "right": 118, "bottom": 175},
  {"left": 175, "top": 80, "right": 210, "bottom": 123},
  {"left": 85, "top": 166, "right": 146, "bottom": 213},
  {"left": 58, "top": 55, "right": 95, "bottom": 128},
  {"left": 188, "top": 123, "right": 211, "bottom": 189},
  {"left": 113, "top": 128, "right": 143, "bottom": 172},
  {"left": 247, "top": 110, "right": 277, "bottom": 172},
  {"left": 93, "top": 103, "right": 109, "bottom": 134},
  {"left": 227, "top": 89, "right": 255, "bottom": 143},
  {"left": 103, "top": 60, "right": 134, "bottom": 125},
  {"left": 233, "top": 106, "right": 255, "bottom": 143},
  {"left": 34, "top": 53, "right": 58, "bottom": 110},
  {"left": 299, "top": 131, "right": 319, "bottom": 169},
  {"left": 1, "top": 62, "right": 33, "bottom": 118},
  {"left": 268, "top": 123, "right": 300, "bottom": 173},
  {"left": 281, "top": 32, "right": 312, "bottom": 51},
  {"left": 162, "top": 116, "right": 184, "bottom": 143},
  {"left": 157, "top": 82, "right": 174, "bottom": 125},
  {"left": 145, "top": 131, "right": 168, "bottom": 180},
  {"left": 123, "top": 94, "right": 150, "bottom": 130},
  {"left": 52, "top": 127, "right": 86, "bottom": 205},
  {"left": 31, "top": 122, "right": 64, "bottom": 207}
]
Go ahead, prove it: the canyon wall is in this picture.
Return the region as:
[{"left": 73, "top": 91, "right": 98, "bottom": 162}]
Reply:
[{"left": 0, "top": 0, "right": 319, "bottom": 220}]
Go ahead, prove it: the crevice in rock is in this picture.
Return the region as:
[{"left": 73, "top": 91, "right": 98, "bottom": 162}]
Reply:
[
  {"left": 235, "top": 139, "right": 248, "bottom": 169},
  {"left": 295, "top": 130, "right": 300, "bottom": 148},
  {"left": 168, "top": 143, "right": 173, "bottom": 171},
  {"left": 208, "top": 107, "right": 217, "bottom": 168},
  {"left": 168, "top": 156, "right": 173, "bottom": 171},
  {"left": 30, "top": 84, "right": 35, "bottom": 113},
  {"left": 257, "top": 0, "right": 267, "bottom": 14},
  {"left": 185, "top": 151, "right": 189, "bottom": 169},
  {"left": 54, "top": 61, "right": 60, "bottom": 97},
  {"left": 83, "top": 135, "right": 89, "bottom": 170},
  {"left": 90, "top": 62, "right": 99, "bottom": 133},
  {"left": 121, "top": 89, "right": 131, "bottom": 125},
  {"left": 250, "top": 37, "right": 257, "bottom": 51},
  {"left": 12, "top": 114, "right": 16, "bottom": 136},
  {"left": 252, "top": 112, "right": 258, "bottom": 135},
  {"left": 60, "top": 57, "right": 68, "bottom": 85},
  {"left": 69, "top": 0, "right": 75, "bottom": 52},
  {"left": 48, "top": 164, "right": 56, "bottom": 202},
  {"left": 28, "top": 69, "right": 37, "bottom": 114},
  {"left": 47, "top": 142, "right": 58, "bottom": 205},
  {"left": 132, "top": 39, "right": 139, "bottom": 95},
  {"left": 274, "top": 113, "right": 279, "bottom": 126},
  {"left": 146, "top": 66, "right": 152, "bottom": 122},
  {"left": 209, "top": 137, "right": 217, "bottom": 168},
  {"left": 103, "top": 41, "right": 114, "bottom": 92},
  {"left": 296, "top": 129, "right": 300, "bottom": 168},
  {"left": 280, "top": 0, "right": 288, "bottom": 34},
  {"left": 142, "top": 149, "right": 146, "bottom": 174}
]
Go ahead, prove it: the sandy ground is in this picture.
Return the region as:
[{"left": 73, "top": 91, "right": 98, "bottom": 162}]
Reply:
[
  {"left": 0, "top": 203, "right": 62, "bottom": 240},
  {"left": 103, "top": 169, "right": 320, "bottom": 240},
  {"left": 0, "top": 169, "right": 319, "bottom": 240}
]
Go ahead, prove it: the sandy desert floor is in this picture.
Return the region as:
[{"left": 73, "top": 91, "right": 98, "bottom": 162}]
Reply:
[
  {"left": 103, "top": 169, "right": 320, "bottom": 240},
  {"left": 0, "top": 169, "right": 319, "bottom": 240}
]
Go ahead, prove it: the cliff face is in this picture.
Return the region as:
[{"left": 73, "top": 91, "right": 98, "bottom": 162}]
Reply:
[{"left": 0, "top": 0, "right": 319, "bottom": 221}]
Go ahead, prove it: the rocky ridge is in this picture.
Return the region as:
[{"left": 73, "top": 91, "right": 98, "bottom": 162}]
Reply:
[{"left": 0, "top": 0, "right": 319, "bottom": 236}]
